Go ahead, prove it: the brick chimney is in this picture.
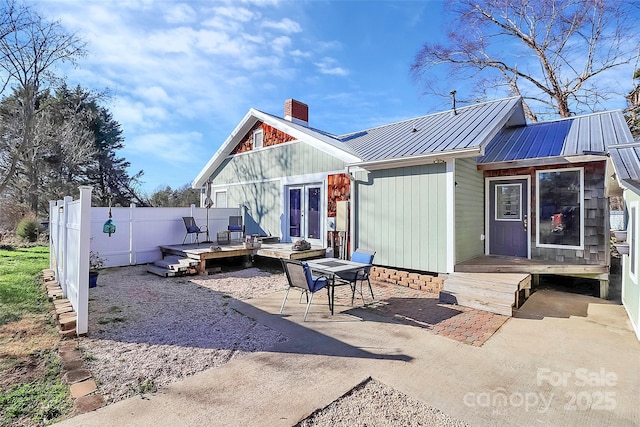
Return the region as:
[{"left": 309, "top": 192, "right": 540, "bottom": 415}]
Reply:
[{"left": 284, "top": 99, "right": 308, "bottom": 126}]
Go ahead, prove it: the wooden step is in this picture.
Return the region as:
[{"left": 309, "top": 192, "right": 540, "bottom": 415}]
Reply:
[
  {"left": 440, "top": 273, "right": 530, "bottom": 317},
  {"left": 440, "top": 290, "right": 513, "bottom": 316}
]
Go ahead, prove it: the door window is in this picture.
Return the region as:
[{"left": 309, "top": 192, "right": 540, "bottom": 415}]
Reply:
[
  {"left": 495, "top": 184, "right": 521, "bottom": 220},
  {"left": 289, "top": 188, "right": 301, "bottom": 238}
]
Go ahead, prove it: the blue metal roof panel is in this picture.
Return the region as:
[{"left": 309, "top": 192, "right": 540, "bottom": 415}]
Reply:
[
  {"left": 479, "top": 120, "right": 571, "bottom": 163},
  {"left": 480, "top": 110, "right": 632, "bottom": 164}
]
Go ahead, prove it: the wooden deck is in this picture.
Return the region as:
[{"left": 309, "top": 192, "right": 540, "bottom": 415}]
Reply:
[
  {"left": 455, "top": 255, "right": 610, "bottom": 298},
  {"left": 159, "top": 242, "right": 327, "bottom": 274}
]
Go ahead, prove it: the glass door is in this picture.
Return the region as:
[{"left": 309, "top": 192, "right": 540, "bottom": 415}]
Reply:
[{"left": 287, "top": 184, "right": 323, "bottom": 245}]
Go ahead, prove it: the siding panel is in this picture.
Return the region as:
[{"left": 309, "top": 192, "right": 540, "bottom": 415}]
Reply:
[
  {"left": 210, "top": 141, "right": 345, "bottom": 186},
  {"left": 355, "top": 163, "right": 447, "bottom": 273},
  {"left": 455, "top": 158, "right": 486, "bottom": 262}
]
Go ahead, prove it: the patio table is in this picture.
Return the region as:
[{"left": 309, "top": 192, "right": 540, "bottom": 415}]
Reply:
[{"left": 305, "top": 258, "right": 372, "bottom": 315}]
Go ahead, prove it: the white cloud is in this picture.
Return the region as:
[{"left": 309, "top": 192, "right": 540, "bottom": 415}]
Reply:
[
  {"left": 261, "top": 18, "right": 302, "bottom": 34},
  {"left": 315, "top": 57, "right": 349, "bottom": 76},
  {"left": 290, "top": 49, "right": 312, "bottom": 59},
  {"left": 271, "top": 36, "right": 292, "bottom": 55},
  {"left": 164, "top": 3, "right": 197, "bottom": 24},
  {"left": 127, "top": 132, "right": 203, "bottom": 162}
]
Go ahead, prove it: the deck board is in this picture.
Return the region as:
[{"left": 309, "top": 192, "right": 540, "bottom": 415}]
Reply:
[
  {"left": 455, "top": 255, "right": 608, "bottom": 278},
  {"left": 159, "top": 242, "right": 326, "bottom": 274}
]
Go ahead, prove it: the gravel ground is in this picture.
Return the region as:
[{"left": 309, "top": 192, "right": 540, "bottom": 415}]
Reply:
[
  {"left": 79, "top": 265, "right": 288, "bottom": 404},
  {"left": 79, "top": 264, "right": 470, "bottom": 426},
  {"left": 298, "top": 378, "right": 470, "bottom": 427}
]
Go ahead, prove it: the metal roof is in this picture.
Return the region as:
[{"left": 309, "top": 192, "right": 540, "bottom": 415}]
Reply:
[
  {"left": 340, "top": 97, "right": 525, "bottom": 162},
  {"left": 609, "top": 143, "right": 640, "bottom": 194},
  {"left": 479, "top": 110, "right": 633, "bottom": 164}
]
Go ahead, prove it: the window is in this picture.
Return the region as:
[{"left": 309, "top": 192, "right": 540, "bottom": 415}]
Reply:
[
  {"left": 495, "top": 184, "right": 521, "bottom": 220},
  {"left": 253, "top": 129, "right": 263, "bottom": 149},
  {"left": 215, "top": 190, "right": 227, "bottom": 208},
  {"left": 536, "top": 168, "right": 583, "bottom": 249}
]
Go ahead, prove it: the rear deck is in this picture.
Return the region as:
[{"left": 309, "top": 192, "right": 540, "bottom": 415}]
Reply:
[
  {"left": 455, "top": 255, "right": 610, "bottom": 298},
  {"left": 159, "top": 242, "right": 327, "bottom": 274}
]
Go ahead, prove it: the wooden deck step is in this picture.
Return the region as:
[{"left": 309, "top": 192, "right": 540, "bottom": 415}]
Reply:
[{"left": 440, "top": 273, "right": 530, "bottom": 317}]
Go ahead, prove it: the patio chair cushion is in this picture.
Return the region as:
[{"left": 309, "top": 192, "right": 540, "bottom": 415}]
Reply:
[{"left": 186, "top": 225, "right": 200, "bottom": 233}]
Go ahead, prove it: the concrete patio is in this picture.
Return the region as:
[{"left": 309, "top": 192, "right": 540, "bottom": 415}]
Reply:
[{"left": 55, "top": 284, "right": 640, "bottom": 427}]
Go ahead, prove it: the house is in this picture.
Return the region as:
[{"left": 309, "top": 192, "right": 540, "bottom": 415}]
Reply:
[
  {"left": 193, "top": 97, "right": 634, "bottom": 301},
  {"left": 608, "top": 143, "right": 640, "bottom": 340}
]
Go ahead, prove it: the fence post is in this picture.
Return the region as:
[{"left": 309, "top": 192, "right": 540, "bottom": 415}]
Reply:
[
  {"left": 129, "top": 203, "right": 136, "bottom": 265},
  {"left": 60, "top": 196, "right": 72, "bottom": 296},
  {"left": 49, "top": 201, "right": 55, "bottom": 271},
  {"left": 76, "top": 186, "right": 92, "bottom": 335}
]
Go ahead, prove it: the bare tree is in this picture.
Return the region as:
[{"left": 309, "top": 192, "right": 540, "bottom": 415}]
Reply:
[
  {"left": 411, "top": 0, "right": 637, "bottom": 121},
  {"left": 0, "top": 0, "right": 86, "bottom": 212}
]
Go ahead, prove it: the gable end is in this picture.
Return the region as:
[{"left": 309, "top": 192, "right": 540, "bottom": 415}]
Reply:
[{"left": 231, "top": 122, "right": 296, "bottom": 154}]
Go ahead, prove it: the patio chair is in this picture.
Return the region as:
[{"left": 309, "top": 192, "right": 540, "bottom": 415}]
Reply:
[
  {"left": 182, "top": 217, "right": 208, "bottom": 245},
  {"left": 336, "top": 249, "right": 376, "bottom": 305},
  {"left": 280, "top": 259, "right": 329, "bottom": 321},
  {"left": 227, "top": 215, "right": 244, "bottom": 240}
]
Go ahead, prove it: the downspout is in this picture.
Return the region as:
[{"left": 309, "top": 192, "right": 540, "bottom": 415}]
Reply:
[{"left": 345, "top": 166, "right": 356, "bottom": 259}]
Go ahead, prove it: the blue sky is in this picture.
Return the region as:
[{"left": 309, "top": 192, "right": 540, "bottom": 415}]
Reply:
[{"left": 44, "top": 0, "right": 638, "bottom": 195}]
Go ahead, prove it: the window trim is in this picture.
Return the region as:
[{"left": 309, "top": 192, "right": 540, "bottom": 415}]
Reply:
[
  {"left": 214, "top": 190, "right": 227, "bottom": 208},
  {"left": 252, "top": 129, "right": 264, "bottom": 149},
  {"left": 535, "top": 167, "right": 584, "bottom": 250},
  {"left": 494, "top": 183, "right": 522, "bottom": 221}
]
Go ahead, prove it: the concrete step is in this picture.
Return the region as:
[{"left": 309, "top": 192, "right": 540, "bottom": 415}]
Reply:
[
  {"left": 146, "top": 265, "right": 178, "bottom": 277},
  {"left": 153, "top": 256, "right": 199, "bottom": 271}
]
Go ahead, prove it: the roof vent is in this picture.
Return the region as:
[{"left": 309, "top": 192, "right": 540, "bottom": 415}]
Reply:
[
  {"left": 412, "top": 123, "right": 418, "bottom": 132},
  {"left": 284, "top": 99, "right": 309, "bottom": 126},
  {"left": 450, "top": 90, "right": 457, "bottom": 116}
]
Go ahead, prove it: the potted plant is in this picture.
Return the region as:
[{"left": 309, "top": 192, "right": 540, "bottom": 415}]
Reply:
[{"left": 89, "top": 251, "right": 106, "bottom": 288}]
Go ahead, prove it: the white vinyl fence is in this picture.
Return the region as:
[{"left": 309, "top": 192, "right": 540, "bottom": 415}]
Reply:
[
  {"left": 49, "top": 186, "right": 243, "bottom": 335},
  {"left": 49, "top": 186, "right": 92, "bottom": 335},
  {"left": 90, "top": 205, "right": 241, "bottom": 267}
]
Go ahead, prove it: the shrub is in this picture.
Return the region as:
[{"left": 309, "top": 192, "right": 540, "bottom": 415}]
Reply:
[{"left": 16, "top": 216, "right": 42, "bottom": 242}]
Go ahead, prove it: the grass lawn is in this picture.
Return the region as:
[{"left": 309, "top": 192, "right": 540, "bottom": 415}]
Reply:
[{"left": 0, "top": 246, "right": 73, "bottom": 426}]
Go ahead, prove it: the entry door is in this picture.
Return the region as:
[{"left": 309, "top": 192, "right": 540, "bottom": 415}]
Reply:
[
  {"left": 489, "top": 179, "right": 529, "bottom": 257},
  {"left": 288, "top": 184, "right": 322, "bottom": 245}
]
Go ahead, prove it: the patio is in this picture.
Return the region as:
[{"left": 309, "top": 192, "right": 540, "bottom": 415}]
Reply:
[
  {"left": 57, "top": 262, "right": 640, "bottom": 427},
  {"left": 53, "top": 262, "right": 640, "bottom": 426}
]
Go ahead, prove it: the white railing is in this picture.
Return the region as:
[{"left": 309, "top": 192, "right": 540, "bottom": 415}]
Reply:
[
  {"left": 89, "top": 205, "right": 241, "bottom": 267},
  {"left": 49, "top": 186, "right": 92, "bottom": 335}
]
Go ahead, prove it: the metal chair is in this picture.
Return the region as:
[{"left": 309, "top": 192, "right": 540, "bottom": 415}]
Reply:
[
  {"left": 280, "top": 259, "right": 329, "bottom": 321},
  {"left": 336, "top": 249, "right": 376, "bottom": 305},
  {"left": 227, "top": 215, "right": 244, "bottom": 241},
  {"left": 182, "top": 217, "right": 208, "bottom": 245}
]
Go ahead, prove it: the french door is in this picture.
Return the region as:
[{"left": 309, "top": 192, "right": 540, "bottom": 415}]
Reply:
[{"left": 288, "top": 184, "right": 323, "bottom": 245}]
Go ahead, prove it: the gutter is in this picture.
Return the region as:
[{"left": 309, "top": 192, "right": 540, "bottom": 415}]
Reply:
[{"left": 346, "top": 147, "right": 482, "bottom": 171}]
